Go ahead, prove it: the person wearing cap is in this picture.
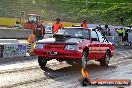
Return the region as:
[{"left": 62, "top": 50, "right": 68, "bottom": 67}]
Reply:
[
  {"left": 52, "top": 18, "right": 64, "bottom": 33},
  {"left": 81, "top": 20, "right": 88, "bottom": 28},
  {"left": 33, "top": 21, "right": 45, "bottom": 41}
]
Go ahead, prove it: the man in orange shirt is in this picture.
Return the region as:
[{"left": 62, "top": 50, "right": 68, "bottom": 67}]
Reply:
[
  {"left": 52, "top": 18, "right": 63, "bottom": 33},
  {"left": 81, "top": 20, "right": 88, "bottom": 28}
]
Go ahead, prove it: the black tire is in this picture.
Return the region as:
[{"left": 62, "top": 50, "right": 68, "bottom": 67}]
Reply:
[
  {"left": 80, "top": 78, "right": 89, "bottom": 86},
  {"left": 38, "top": 56, "right": 47, "bottom": 70},
  {"left": 81, "top": 51, "right": 88, "bottom": 67},
  {"left": 100, "top": 51, "right": 110, "bottom": 66}
]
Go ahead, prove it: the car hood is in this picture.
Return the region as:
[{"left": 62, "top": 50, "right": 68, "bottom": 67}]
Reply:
[{"left": 36, "top": 38, "right": 87, "bottom": 44}]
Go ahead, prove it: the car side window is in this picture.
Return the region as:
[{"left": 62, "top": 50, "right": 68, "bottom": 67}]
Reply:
[{"left": 91, "top": 30, "right": 99, "bottom": 41}]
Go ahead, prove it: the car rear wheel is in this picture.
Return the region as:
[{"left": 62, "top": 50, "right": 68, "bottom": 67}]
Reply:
[
  {"left": 82, "top": 51, "right": 88, "bottom": 67},
  {"left": 38, "top": 56, "right": 47, "bottom": 70},
  {"left": 100, "top": 51, "right": 110, "bottom": 66}
]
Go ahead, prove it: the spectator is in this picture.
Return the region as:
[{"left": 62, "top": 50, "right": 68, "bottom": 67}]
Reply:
[
  {"left": 123, "top": 29, "right": 129, "bottom": 45},
  {"left": 52, "top": 18, "right": 63, "bottom": 33},
  {"left": 33, "top": 21, "right": 45, "bottom": 41},
  {"left": 116, "top": 28, "right": 125, "bottom": 45},
  {"left": 120, "top": 17, "right": 124, "bottom": 25},
  {"left": 81, "top": 20, "right": 88, "bottom": 28},
  {"left": 97, "top": 25, "right": 105, "bottom": 35},
  {"left": 108, "top": 28, "right": 111, "bottom": 36},
  {"left": 105, "top": 24, "right": 109, "bottom": 35}
]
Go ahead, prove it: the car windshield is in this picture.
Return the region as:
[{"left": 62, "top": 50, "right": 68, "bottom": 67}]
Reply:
[{"left": 56, "top": 28, "right": 90, "bottom": 39}]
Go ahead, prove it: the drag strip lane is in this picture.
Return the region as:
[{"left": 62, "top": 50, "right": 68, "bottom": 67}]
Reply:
[
  {"left": 0, "top": 62, "right": 71, "bottom": 88},
  {"left": 0, "top": 48, "right": 132, "bottom": 88},
  {"left": 1, "top": 59, "right": 132, "bottom": 88},
  {"left": 11, "top": 61, "right": 132, "bottom": 88},
  {"left": 0, "top": 60, "right": 68, "bottom": 74},
  {"left": 0, "top": 44, "right": 131, "bottom": 74},
  {"left": 0, "top": 66, "right": 39, "bottom": 74}
]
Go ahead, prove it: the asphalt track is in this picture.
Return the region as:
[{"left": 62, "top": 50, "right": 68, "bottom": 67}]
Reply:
[{"left": 0, "top": 50, "right": 132, "bottom": 88}]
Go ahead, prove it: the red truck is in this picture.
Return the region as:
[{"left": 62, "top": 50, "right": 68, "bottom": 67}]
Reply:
[{"left": 33, "top": 27, "right": 114, "bottom": 70}]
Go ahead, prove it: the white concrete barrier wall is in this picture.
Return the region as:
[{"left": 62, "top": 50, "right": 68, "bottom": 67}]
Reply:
[
  {"left": 0, "top": 39, "right": 18, "bottom": 43},
  {"left": 0, "top": 39, "right": 30, "bottom": 58},
  {"left": 0, "top": 42, "right": 29, "bottom": 58}
]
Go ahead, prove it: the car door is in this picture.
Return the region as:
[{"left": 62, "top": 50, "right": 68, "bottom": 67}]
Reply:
[
  {"left": 89, "top": 29, "right": 101, "bottom": 59},
  {"left": 96, "top": 31, "right": 109, "bottom": 58}
]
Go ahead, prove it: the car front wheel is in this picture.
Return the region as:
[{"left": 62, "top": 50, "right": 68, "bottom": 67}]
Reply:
[
  {"left": 100, "top": 51, "right": 110, "bottom": 66},
  {"left": 81, "top": 51, "right": 88, "bottom": 67},
  {"left": 38, "top": 56, "right": 47, "bottom": 70}
]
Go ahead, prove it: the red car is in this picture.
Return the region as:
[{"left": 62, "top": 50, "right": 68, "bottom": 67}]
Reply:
[{"left": 34, "top": 27, "right": 114, "bottom": 70}]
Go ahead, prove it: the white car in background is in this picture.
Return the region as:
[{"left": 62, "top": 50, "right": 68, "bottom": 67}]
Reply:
[{"left": 45, "top": 23, "right": 52, "bottom": 34}]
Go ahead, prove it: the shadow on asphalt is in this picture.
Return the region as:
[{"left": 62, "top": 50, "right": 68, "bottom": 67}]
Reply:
[
  {"left": 0, "top": 56, "right": 36, "bottom": 65},
  {"left": 42, "top": 64, "right": 118, "bottom": 88},
  {"left": 43, "top": 63, "right": 118, "bottom": 80}
]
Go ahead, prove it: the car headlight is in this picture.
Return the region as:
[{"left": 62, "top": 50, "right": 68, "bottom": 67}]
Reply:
[
  {"left": 64, "top": 45, "right": 78, "bottom": 50},
  {"left": 35, "top": 44, "right": 44, "bottom": 49}
]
